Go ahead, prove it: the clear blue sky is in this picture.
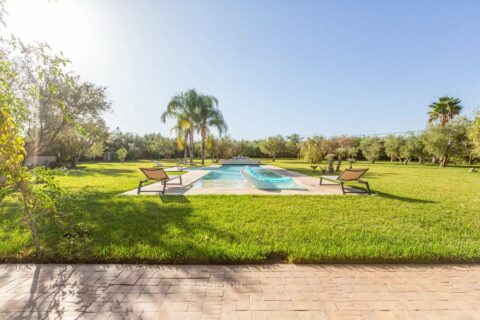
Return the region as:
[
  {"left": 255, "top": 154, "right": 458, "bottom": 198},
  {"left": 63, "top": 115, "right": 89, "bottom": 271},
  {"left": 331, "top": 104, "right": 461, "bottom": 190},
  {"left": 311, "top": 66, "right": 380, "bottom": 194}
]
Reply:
[{"left": 6, "top": 0, "right": 480, "bottom": 139}]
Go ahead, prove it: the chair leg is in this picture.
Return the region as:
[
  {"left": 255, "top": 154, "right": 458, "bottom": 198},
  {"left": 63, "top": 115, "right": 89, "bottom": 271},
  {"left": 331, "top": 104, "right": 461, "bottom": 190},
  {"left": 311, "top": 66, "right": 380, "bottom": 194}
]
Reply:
[
  {"left": 340, "top": 182, "right": 346, "bottom": 194},
  {"left": 162, "top": 181, "right": 166, "bottom": 195},
  {"left": 137, "top": 179, "right": 148, "bottom": 194},
  {"left": 364, "top": 181, "right": 371, "bottom": 195}
]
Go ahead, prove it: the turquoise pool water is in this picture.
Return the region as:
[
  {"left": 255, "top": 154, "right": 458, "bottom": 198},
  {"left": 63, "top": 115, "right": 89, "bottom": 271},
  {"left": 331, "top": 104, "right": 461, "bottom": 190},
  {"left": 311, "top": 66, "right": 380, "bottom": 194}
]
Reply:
[
  {"left": 190, "top": 165, "right": 306, "bottom": 190},
  {"left": 190, "top": 165, "right": 250, "bottom": 189}
]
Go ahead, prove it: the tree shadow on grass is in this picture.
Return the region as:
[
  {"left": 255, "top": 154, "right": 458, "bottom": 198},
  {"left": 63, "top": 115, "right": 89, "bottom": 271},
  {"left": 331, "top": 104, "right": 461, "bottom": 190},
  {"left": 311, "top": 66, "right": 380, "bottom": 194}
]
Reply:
[
  {"left": 31, "top": 194, "right": 242, "bottom": 264},
  {"left": 375, "top": 191, "right": 435, "bottom": 204},
  {"left": 159, "top": 195, "right": 191, "bottom": 203},
  {"left": 60, "top": 168, "right": 137, "bottom": 177},
  {"left": 362, "top": 172, "right": 398, "bottom": 179}
]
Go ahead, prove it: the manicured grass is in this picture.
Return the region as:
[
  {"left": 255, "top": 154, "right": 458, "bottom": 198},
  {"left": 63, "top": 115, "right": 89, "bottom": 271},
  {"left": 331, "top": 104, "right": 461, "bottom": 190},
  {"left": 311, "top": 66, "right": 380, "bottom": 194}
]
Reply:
[{"left": 1, "top": 159, "right": 479, "bottom": 263}]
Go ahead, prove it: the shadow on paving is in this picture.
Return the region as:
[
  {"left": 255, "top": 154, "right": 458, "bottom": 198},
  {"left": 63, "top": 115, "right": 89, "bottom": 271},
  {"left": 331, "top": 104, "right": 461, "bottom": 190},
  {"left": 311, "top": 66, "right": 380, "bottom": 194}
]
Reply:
[
  {"left": 7, "top": 264, "right": 137, "bottom": 319},
  {"left": 3, "top": 264, "right": 252, "bottom": 319}
]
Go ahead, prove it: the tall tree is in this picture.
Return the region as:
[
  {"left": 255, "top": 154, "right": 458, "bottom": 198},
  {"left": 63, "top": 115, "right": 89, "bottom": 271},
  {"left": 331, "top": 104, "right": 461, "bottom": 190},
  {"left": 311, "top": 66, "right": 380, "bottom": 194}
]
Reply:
[
  {"left": 162, "top": 89, "right": 201, "bottom": 164},
  {"left": 428, "top": 96, "right": 463, "bottom": 126},
  {"left": 197, "top": 94, "right": 227, "bottom": 165},
  {"left": 17, "top": 70, "right": 111, "bottom": 158}
]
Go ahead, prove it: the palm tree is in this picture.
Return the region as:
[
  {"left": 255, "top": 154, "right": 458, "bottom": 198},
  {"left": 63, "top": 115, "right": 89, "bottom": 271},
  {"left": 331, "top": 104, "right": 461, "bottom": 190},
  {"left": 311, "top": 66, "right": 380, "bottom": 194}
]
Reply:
[
  {"left": 428, "top": 96, "right": 463, "bottom": 126},
  {"left": 197, "top": 95, "right": 228, "bottom": 165},
  {"left": 161, "top": 90, "right": 201, "bottom": 164}
]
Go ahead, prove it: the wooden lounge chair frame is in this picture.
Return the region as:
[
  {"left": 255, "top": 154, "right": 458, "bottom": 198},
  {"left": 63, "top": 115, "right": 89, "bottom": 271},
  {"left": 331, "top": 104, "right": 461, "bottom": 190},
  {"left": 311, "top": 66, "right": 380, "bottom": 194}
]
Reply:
[
  {"left": 319, "top": 168, "right": 371, "bottom": 195},
  {"left": 154, "top": 160, "right": 185, "bottom": 172},
  {"left": 152, "top": 160, "right": 163, "bottom": 168},
  {"left": 177, "top": 158, "right": 197, "bottom": 167},
  {"left": 137, "top": 168, "right": 183, "bottom": 194}
]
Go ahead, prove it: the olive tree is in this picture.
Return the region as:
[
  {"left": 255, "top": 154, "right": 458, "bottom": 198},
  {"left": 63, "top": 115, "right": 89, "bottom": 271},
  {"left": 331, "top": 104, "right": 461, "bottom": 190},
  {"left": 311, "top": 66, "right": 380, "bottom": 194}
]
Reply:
[
  {"left": 1, "top": 34, "right": 70, "bottom": 254},
  {"left": 423, "top": 118, "right": 471, "bottom": 167},
  {"left": 55, "top": 119, "right": 109, "bottom": 167},
  {"left": 14, "top": 60, "right": 110, "bottom": 157},
  {"left": 469, "top": 112, "right": 480, "bottom": 160},
  {"left": 359, "top": 137, "right": 383, "bottom": 163},
  {"left": 259, "top": 135, "right": 286, "bottom": 161},
  {"left": 400, "top": 133, "right": 426, "bottom": 164},
  {"left": 300, "top": 136, "right": 324, "bottom": 164},
  {"left": 383, "top": 135, "right": 406, "bottom": 162}
]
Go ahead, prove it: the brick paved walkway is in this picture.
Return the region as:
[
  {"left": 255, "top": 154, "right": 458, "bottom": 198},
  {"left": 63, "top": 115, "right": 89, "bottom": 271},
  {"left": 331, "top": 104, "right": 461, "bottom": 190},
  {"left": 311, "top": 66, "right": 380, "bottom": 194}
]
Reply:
[{"left": 0, "top": 264, "right": 479, "bottom": 319}]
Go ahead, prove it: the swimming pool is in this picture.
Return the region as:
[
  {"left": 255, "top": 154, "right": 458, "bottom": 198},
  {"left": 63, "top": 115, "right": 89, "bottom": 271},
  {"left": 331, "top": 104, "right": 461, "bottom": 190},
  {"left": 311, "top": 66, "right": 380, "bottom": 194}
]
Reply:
[{"left": 190, "top": 165, "right": 307, "bottom": 190}]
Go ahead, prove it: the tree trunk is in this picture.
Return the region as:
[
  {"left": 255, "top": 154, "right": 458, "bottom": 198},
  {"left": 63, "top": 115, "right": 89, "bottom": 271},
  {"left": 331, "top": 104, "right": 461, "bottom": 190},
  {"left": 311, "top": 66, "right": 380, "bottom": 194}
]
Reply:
[
  {"left": 440, "top": 155, "right": 448, "bottom": 167},
  {"left": 69, "top": 155, "right": 79, "bottom": 169},
  {"left": 200, "top": 128, "right": 206, "bottom": 165},
  {"left": 27, "top": 212, "right": 41, "bottom": 255},
  {"left": 272, "top": 152, "right": 276, "bottom": 162},
  {"left": 328, "top": 162, "right": 334, "bottom": 173},
  {"left": 418, "top": 156, "right": 423, "bottom": 164},
  {"left": 188, "top": 127, "right": 194, "bottom": 165},
  {"left": 21, "top": 191, "right": 41, "bottom": 255},
  {"left": 335, "top": 157, "right": 342, "bottom": 171}
]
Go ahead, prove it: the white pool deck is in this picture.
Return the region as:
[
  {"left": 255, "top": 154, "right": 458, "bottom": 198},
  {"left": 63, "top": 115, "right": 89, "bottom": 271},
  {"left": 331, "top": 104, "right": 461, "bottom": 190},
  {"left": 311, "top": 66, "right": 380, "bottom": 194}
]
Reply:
[{"left": 121, "top": 165, "right": 363, "bottom": 196}]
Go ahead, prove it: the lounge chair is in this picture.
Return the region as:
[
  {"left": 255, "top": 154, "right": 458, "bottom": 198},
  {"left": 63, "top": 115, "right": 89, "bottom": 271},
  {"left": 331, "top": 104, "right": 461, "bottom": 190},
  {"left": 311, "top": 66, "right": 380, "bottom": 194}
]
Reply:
[
  {"left": 319, "top": 168, "right": 371, "bottom": 194},
  {"left": 177, "top": 158, "right": 197, "bottom": 167},
  {"left": 152, "top": 161, "right": 163, "bottom": 168},
  {"left": 137, "top": 168, "right": 183, "bottom": 194}
]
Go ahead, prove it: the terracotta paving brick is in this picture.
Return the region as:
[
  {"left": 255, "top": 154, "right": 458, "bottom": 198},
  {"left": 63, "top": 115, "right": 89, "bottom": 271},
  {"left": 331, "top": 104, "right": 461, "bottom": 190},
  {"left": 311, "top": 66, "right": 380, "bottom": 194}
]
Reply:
[{"left": 0, "top": 264, "right": 479, "bottom": 319}]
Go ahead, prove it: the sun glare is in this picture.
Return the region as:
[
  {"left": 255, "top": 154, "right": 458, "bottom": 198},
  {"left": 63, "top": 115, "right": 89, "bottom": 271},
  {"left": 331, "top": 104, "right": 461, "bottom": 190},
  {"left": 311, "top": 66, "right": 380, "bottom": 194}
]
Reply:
[{"left": 5, "top": 0, "right": 92, "bottom": 59}]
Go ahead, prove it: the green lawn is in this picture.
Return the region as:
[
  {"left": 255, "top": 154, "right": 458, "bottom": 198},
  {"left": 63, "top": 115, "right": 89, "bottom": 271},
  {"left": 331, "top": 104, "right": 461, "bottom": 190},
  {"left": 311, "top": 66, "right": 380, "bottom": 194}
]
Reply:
[{"left": 1, "top": 159, "right": 479, "bottom": 263}]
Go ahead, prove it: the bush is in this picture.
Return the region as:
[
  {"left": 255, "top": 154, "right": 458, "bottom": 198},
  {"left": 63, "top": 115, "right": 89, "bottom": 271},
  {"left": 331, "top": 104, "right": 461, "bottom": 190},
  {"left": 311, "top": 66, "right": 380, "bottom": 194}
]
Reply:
[{"left": 116, "top": 147, "right": 128, "bottom": 162}]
